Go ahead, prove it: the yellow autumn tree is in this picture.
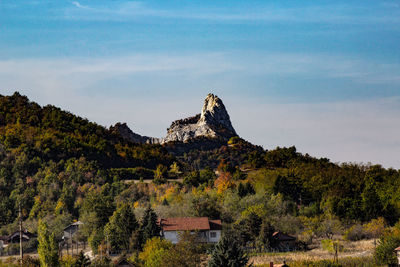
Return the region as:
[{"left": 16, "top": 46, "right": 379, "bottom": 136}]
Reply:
[{"left": 214, "top": 171, "right": 235, "bottom": 194}]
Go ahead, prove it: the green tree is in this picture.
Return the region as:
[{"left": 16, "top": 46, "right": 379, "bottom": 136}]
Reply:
[
  {"left": 38, "top": 220, "right": 59, "bottom": 267},
  {"left": 162, "top": 231, "right": 202, "bottom": 267},
  {"left": 154, "top": 164, "right": 168, "bottom": 184},
  {"left": 258, "top": 221, "right": 277, "bottom": 251},
  {"left": 238, "top": 182, "right": 255, "bottom": 198},
  {"left": 374, "top": 235, "right": 400, "bottom": 265},
  {"left": 139, "top": 237, "right": 172, "bottom": 267},
  {"left": 104, "top": 203, "right": 138, "bottom": 252},
  {"left": 183, "top": 171, "right": 201, "bottom": 187},
  {"left": 74, "top": 250, "right": 91, "bottom": 267},
  {"left": 141, "top": 206, "right": 161, "bottom": 242},
  {"left": 88, "top": 230, "right": 104, "bottom": 255},
  {"left": 208, "top": 233, "right": 249, "bottom": 267}
]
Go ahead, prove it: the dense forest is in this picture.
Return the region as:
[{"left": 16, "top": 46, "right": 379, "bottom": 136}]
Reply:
[{"left": 1, "top": 92, "right": 400, "bottom": 266}]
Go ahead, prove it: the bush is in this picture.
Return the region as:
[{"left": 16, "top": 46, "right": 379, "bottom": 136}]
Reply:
[
  {"left": 22, "top": 256, "right": 40, "bottom": 267},
  {"left": 374, "top": 235, "right": 400, "bottom": 265},
  {"left": 344, "top": 224, "right": 367, "bottom": 241}
]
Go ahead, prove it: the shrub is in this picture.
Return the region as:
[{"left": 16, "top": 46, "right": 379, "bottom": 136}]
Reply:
[
  {"left": 374, "top": 235, "right": 400, "bottom": 265},
  {"left": 344, "top": 224, "right": 367, "bottom": 241},
  {"left": 139, "top": 237, "right": 172, "bottom": 267}
]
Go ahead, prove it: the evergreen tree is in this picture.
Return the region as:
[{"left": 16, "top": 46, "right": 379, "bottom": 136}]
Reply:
[
  {"left": 141, "top": 206, "right": 160, "bottom": 242},
  {"left": 104, "top": 203, "right": 138, "bottom": 252},
  {"left": 258, "top": 221, "right": 277, "bottom": 251},
  {"left": 75, "top": 250, "right": 91, "bottom": 267},
  {"left": 38, "top": 220, "right": 59, "bottom": 267},
  {"left": 208, "top": 233, "right": 249, "bottom": 267},
  {"left": 237, "top": 183, "right": 246, "bottom": 198}
]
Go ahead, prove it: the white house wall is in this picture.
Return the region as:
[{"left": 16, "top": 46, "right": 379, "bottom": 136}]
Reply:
[
  {"left": 164, "top": 231, "right": 179, "bottom": 244},
  {"left": 163, "top": 230, "right": 221, "bottom": 244},
  {"left": 209, "top": 230, "right": 221, "bottom": 243}
]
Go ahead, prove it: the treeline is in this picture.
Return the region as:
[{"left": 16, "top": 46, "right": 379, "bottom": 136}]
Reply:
[
  {"left": 0, "top": 92, "right": 174, "bottom": 169},
  {"left": 0, "top": 92, "right": 174, "bottom": 225},
  {"left": 246, "top": 146, "right": 400, "bottom": 224}
]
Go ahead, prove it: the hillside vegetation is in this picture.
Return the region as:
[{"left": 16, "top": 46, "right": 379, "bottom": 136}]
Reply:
[{"left": 1, "top": 92, "right": 400, "bottom": 266}]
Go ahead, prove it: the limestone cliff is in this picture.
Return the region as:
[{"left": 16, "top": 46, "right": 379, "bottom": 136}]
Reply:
[
  {"left": 161, "top": 93, "right": 237, "bottom": 143},
  {"left": 111, "top": 93, "right": 237, "bottom": 145}
]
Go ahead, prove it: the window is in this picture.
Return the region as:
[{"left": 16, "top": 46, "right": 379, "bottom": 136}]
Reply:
[{"left": 210, "top": 232, "right": 217, "bottom": 238}]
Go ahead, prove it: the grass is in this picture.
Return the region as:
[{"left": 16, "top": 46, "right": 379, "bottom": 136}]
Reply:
[{"left": 249, "top": 239, "right": 376, "bottom": 266}]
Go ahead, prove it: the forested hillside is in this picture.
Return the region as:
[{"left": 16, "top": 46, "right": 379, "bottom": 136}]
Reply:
[
  {"left": 0, "top": 92, "right": 174, "bottom": 224},
  {"left": 1, "top": 92, "right": 400, "bottom": 266}
]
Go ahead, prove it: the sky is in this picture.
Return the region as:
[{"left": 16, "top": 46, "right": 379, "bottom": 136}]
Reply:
[{"left": 1, "top": 0, "right": 400, "bottom": 168}]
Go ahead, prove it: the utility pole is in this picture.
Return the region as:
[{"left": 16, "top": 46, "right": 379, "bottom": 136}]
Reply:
[
  {"left": 106, "top": 234, "right": 109, "bottom": 256},
  {"left": 19, "top": 203, "right": 23, "bottom": 264},
  {"left": 70, "top": 228, "right": 73, "bottom": 255}
]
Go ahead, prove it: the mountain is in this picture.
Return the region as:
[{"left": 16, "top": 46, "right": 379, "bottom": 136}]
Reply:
[
  {"left": 0, "top": 92, "right": 174, "bottom": 169},
  {"left": 112, "top": 93, "right": 238, "bottom": 145},
  {"left": 110, "top": 93, "right": 260, "bottom": 168},
  {"left": 162, "top": 93, "right": 237, "bottom": 143}
]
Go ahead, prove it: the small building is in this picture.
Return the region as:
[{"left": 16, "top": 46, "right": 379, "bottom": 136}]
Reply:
[
  {"left": 115, "top": 258, "right": 135, "bottom": 267},
  {"left": 159, "top": 217, "right": 222, "bottom": 244},
  {"left": 8, "top": 229, "right": 36, "bottom": 244},
  {"left": 272, "top": 231, "right": 296, "bottom": 251},
  {"left": 395, "top": 246, "right": 400, "bottom": 265},
  {"left": 0, "top": 229, "right": 36, "bottom": 255},
  {"left": 63, "top": 221, "right": 83, "bottom": 241},
  {"left": 0, "top": 229, "right": 36, "bottom": 245}
]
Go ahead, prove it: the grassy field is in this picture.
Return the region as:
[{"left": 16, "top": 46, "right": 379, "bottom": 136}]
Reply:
[{"left": 249, "top": 239, "right": 376, "bottom": 266}]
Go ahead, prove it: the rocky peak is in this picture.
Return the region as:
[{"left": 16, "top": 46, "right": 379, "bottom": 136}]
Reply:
[
  {"left": 110, "top": 93, "right": 237, "bottom": 145},
  {"left": 110, "top": 122, "right": 160, "bottom": 144},
  {"left": 161, "top": 93, "right": 237, "bottom": 143},
  {"left": 198, "top": 93, "right": 236, "bottom": 135}
]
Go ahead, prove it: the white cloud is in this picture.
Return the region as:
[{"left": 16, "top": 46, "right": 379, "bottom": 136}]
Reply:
[
  {"left": 62, "top": 2, "right": 400, "bottom": 26},
  {"left": 71, "top": 1, "right": 89, "bottom": 9}
]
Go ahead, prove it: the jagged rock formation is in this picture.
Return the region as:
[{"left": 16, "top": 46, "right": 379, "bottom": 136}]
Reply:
[
  {"left": 162, "top": 93, "right": 237, "bottom": 143},
  {"left": 110, "top": 122, "right": 160, "bottom": 144},
  {"left": 111, "top": 93, "right": 237, "bottom": 145}
]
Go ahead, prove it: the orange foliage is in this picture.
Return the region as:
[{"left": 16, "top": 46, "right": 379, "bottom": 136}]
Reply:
[{"left": 214, "top": 172, "right": 234, "bottom": 194}]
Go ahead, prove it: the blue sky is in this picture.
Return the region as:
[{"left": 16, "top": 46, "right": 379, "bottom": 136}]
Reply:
[{"left": 1, "top": 0, "right": 400, "bottom": 168}]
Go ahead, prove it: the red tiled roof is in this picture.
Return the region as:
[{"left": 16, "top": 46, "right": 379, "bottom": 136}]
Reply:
[
  {"left": 209, "top": 220, "right": 222, "bottom": 230},
  {"left": 160, "top": 217, "right": 221, "bottom": 231}
]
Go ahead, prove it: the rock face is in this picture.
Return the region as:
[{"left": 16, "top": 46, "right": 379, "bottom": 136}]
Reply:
[
  {"left": 111, "top": 94, "right": 237, "bottom": 145},
  {"left": 110, "top": 123, "right": 160, "bottom": 144},
  {"left": 161, "top": 93, "right": 237, "bottom": 143}
]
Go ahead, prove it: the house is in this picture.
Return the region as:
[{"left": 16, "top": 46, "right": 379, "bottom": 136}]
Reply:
[
  {"left": 395, "top": 246, "right": 400, "bottom": 265},
  {"left": 159, "top": 217, "right": 222, "bottom": 244},
  {"left": 115, "top": 258, "right": 135, "bottom": 267},
  {"left": 0, "top": 229, "right": 36, "bottom": 255},
  {"left": 272, "top": 231, "right": 296, "bottom": 251},
  {"left": 63, "top": 221, "right": 83, "bottom": 240},
  {"left": 8, "top": 229, "right": 36, "bottom": 244},
  {"left": 0, "top": 229, "right": 36, "bottom": 245}
]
